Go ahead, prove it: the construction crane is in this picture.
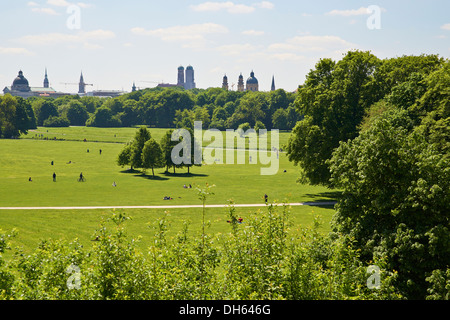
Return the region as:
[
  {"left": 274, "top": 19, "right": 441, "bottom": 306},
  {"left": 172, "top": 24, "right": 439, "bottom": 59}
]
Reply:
[{"left": 60, "top": 82, "right": 94, "bottom": 87}]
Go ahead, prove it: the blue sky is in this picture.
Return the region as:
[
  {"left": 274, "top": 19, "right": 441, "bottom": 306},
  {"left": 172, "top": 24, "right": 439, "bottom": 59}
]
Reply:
[{"left": 1, "top": 0, "right": 449, "bottom": 94}]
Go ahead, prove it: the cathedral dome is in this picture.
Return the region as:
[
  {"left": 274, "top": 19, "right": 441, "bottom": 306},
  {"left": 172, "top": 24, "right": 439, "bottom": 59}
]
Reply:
[
  {"left": 246, "top": 71, "right": 258, "bottom": 85},
  {"left": 12, "top": 70, "right": 30, "bottom": 92},
  {"left": 13, "top": 70, "right": 29, "bottom": 87}
]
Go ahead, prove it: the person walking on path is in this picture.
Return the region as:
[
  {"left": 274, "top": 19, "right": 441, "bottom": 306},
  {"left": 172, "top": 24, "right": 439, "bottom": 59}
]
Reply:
[{"left": 53, "top": 173, "right": 56, "bottom": 182}]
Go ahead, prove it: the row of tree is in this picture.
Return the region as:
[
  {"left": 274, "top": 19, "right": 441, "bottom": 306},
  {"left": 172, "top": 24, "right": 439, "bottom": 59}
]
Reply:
[
  {"left": 117, "top": 126, "right": 202, "bottom": 176},
  {"left": 5, "top": 87, "right": 300, "bottom": 133},
  {"left": 286, "top": 50, "right": 449, "bottom": 299}
]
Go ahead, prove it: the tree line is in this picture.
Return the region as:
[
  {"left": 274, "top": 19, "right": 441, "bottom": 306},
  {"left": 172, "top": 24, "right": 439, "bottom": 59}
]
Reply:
[
  {"left": 0, "top": 86, "right": 301, "bottom": 135},
  {"left": 286, "top": 50, "right": 449, "bottom": 299}
]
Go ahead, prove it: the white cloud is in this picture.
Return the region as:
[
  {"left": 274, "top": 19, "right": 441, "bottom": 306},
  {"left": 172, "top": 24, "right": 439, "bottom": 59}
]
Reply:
[
  {"left": 242, "top": 30, "right": 265, "bottom": 36},
  {"left": 190, "top": 2, "right": 255, "bottom": 14},
  {"left": 269, "top": 35, "right": 356, "bottom": 53},
  {"left": 46, "top": 0, "right": 93, "bottom": 8},
  {"left": 17, "top": 29, "right": 116, "bottom": 46},
  {"left": 441, "top": 23, "right": 450, "bottom": 30},
  {"left": 269, "top": 53, "right": 306, "bottom": 62},
  {"left": 254, "top": 1, "right": 274, "bottom": 9},
  {"left": 0, "top": 47, "right": 34, "bottom": 56},
  {"left": 190, "top": 1, "right": 274, "bottom": 14},
  {"left": 47, "top": 0, "right": 70, "bottom": 6},
  {"left": 131, "top": 23, "right": 228, "bottom": 42},
  {"left": 77, "top": 2, "right": 93, "bottom": 8},
  {"left": 325, "top": 6, "right": 387, "bottom": 17},
  {"left": 27, "top": 1, "right": 39, "bottom": 6},
  {"left": 215, "top": 43, "right": 260, "bottom": 56},
  {"left": 31, "top": 7, "right": 60, "bottom": 15}
]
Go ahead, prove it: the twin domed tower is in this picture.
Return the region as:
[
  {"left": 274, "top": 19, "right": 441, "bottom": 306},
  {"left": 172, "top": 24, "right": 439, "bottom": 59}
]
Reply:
[{"left": 222, "top": 71, "right": 275, "bottom": 92}]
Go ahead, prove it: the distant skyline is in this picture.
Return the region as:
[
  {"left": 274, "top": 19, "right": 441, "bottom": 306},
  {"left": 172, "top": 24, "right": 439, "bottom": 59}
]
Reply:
[{"left": 1, "top": 0, "right": 449, "bottom": 94}]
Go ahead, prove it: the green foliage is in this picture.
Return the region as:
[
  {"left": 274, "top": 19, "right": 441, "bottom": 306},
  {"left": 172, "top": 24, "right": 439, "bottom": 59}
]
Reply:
[
  {"left": 0, "top": 95, "right": 35, "bottom": 138},
  {"left": 0, "top": 204, "right": 406, "bottom": 300},
  {"left": 287, "top": 50, "right": 382, "bottom": 186},
  {"left": 130, "top": 126, "right": 152, "bottom": 169},
  {"left": 43, "top": 115, "right": 70, "bottom": 127},
  {"left": 329, "top": 108, "right": 449, "bottom": 299},
  {"left": 86, "top": 106, "right": 122, "bottom": 128},
  {"left": 66, "top": 101, "right": 89, "bottom": 126},
  {"left": 141, "top": 138, "right": 164, "bottom": 177},
  {"left": 33, "top": 99, "right": 58, "bottom": 127}
]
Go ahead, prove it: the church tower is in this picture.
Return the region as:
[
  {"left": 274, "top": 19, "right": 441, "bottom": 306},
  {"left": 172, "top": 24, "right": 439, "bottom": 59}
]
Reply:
[
  {"left": 43, "top": 68, "right": 49, "bottom": 88},
  {"left": 177, "top": 66, "right": 185, "bottom": 87},
  {"left": 222, "top": 74, "right": 228, "bottom": 91},
  {"left": 78, "top": 72, "right": 85, "bottom": 94},
  {"left": 185, "top": 65, "right": 196, "bottom": 90},
  {"left": 271, "top": 75, "right": 275, "bottom": 91},
  {"left": 132, "top": 81, "right": 136, "bottom": 92},
  {"left": 237, "top": 73, "right": 244, "bottom": 92}
]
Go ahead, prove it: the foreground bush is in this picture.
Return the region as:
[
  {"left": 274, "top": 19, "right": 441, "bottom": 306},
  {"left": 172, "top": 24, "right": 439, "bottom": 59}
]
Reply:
[{"left": 1, "top": 201, "right": 419, "bottom": 300}]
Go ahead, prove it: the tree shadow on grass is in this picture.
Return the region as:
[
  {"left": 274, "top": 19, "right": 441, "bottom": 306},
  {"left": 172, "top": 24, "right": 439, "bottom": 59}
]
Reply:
[
  {"left": 162, "top": 172, "right": 209, "bottom": 178},
  {"left": 137, "top": 174, "right": 170, "bottom": 181},
  {"left": 304, "top": 191, "right": 342, "bottom": 201},
  {"left": 120, "top": 168, "right": 170, "bottom": 181},
  {"left": 301, "top": 191, "right": 342, "bottom": 208},
  {"left": 120, "top": 168, "right": 141, "bottom": 174}
]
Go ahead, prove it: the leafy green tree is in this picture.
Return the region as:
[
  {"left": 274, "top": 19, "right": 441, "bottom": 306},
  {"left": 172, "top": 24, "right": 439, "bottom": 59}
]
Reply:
[
  {"left": 141, "top": 138, "right": 164, "bottom": 177},
  {"left": 272, "top": 108, "right": 288, "bottom": 130},
  {"left": 287, "top": 50, "right": 381, "bottom": 185},
  {"left": 43, "top": 116, "right": 70, "bottom": 127},
  {"left": 118, "top": 100, "right": 141, "bottom": 127},
  {"left": 174, "top": 109, "right": 194, "bottom": 130},
  {"left": 34, "top": 99, "right": 58, "bottom": 126},
  {"left": 130, "top": 126, "right": 152, "bottom": 169},
  {"left": 86, "top": 107, "right": 121, "bottom": 128},
  {"left": 117, "top": 143, "right": 133, "bottom": 170},
  {"left": 66, "top": 100, "right": 89, "bottom": 126},
  {"left": 160, "top": 129, "right": 182, "bottom": 173},
  {"left": 328, "top": 108, "right": 450, "bottom": 299}
]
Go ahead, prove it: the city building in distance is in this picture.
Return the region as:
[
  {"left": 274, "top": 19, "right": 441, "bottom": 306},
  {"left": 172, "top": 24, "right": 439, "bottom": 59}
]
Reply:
[
  {"left": 3, "top": 70, "right": 69, "bottom": 98},
  {"left": 222, "top": 71, "right": 275, "bottom": 92},
  {"left": 2, "top": 70, "right": 125, "bottom": 99},
  {"left": 164, "top": 65, "right": 196, "bottom": 90}
]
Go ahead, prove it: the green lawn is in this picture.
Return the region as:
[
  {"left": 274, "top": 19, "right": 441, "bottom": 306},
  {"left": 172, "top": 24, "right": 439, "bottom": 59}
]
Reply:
[{"left": 0, "top": 126, "right": 338, "bottom": 253}]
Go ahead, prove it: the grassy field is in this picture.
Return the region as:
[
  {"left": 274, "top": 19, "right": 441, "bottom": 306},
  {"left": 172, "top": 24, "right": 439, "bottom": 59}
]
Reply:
[{"left": 0, "top": 126, "right": 338, "bottom": 253}]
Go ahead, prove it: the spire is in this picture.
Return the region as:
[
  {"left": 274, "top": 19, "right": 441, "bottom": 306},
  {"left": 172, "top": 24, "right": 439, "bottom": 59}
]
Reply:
[
  {"left": 79, "top": 71, "right": 85, "bottom": 94},
  {"left": 43, "top": 68, "right": 49, "bottom": 88},
  {"left": 271, "top": 75, "right": 275, "bottom": 91},
  {"left": 132, "top": 81, "right": 136, "bottom": 92}
]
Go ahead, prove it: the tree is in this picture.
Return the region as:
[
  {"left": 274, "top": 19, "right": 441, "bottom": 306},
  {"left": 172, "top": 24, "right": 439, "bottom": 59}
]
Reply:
[
  {"left": 141, "top": 138, "right": 164, "bottom": 177},
  {"left": 287, "top": 50, "right": 382, "bottom": 186},
  {"left": 34, "top": 99, "right": 58, "bottom": 126},
  {"left": 86, "top": 107, "right": 122, "bottom": 128},
  {"left": 328, "top": 107, "right": 450, "bottom": 299},
  {"left": 130, "top": 126, "right": 152, "bottom": 169},
  {"left": 43, "top": 116, "right": 70, "bottom": 127},
  {"left": 160, "top": 129, "right": 182, "bottom": 173},
  {"left": 66, "top": 101, "right": 89, "bottom": 126},
  {"left": 117, "top": 143, "right": 133, "bottom": 170},
  {"left": 272, "top": 108, "right": 288, "bottom": 130}
]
